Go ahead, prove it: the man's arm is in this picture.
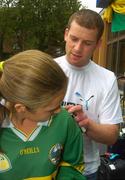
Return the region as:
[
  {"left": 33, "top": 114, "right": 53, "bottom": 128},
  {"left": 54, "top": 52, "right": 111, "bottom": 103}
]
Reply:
[{"left": 67, "top": 105, "right": 119, "bottom": 145}]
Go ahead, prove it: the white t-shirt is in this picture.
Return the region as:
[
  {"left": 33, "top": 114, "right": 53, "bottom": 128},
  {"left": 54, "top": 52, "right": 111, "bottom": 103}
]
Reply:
[{"left": 55, "top": 55, "right": 123, "bottom": 175}]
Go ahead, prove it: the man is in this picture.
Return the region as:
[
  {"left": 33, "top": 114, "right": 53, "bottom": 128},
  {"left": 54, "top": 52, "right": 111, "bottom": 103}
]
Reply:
[{"left": 55, "top": 9, "right": 123, "bottom": 180}]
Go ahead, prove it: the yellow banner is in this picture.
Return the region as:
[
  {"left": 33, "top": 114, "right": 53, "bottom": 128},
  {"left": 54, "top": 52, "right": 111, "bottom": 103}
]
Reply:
[{"left": 103, "top": 0, "right": 125, "bottom": 23}]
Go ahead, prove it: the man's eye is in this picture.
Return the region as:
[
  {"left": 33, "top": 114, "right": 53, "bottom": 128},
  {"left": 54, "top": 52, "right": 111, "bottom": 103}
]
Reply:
[
  {"left": 70, "top": 36, "right": 78, "bottom": 42},
  {"left": 85, "top": 42, "right": 91, "bottom": 45},
  {"left": 84, "top": 41, "right": 95, "bottom": 46}
]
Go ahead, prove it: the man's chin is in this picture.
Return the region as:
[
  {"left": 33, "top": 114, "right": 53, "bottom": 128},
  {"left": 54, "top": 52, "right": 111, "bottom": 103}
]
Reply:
[
  {"left": 70, "top": 57, "right": 81, "bottom": 64},
  {"left": 69, "top": 60, "right": 81, "bottom": 67}
]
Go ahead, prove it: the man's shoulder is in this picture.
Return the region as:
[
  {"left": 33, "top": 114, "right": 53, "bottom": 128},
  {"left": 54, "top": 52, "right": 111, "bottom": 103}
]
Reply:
[
  {"left": 91, "top": 61, "right": 115, "bottom": 78},
  {"left": 89, "top": 61, "right": 116, "bottom": 88},
  {"left": 54, "top": 55, "right": 66, "bottom": 64}
]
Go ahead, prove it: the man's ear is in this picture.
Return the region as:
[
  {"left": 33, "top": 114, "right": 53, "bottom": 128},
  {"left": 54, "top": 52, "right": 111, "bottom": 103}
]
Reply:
[
  {"left": 64, "top": 28, "right": 69, "bottom": 41},
  {"left": 14, "top": 103, "right": 27, "bottom": 113},
  {"left": 96, "top": 38, "right": 102, "bottom": 48}
]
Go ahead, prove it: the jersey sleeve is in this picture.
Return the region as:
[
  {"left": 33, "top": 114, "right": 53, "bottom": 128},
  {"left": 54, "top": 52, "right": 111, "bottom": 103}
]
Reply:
[
  {"left": 56, "top": 166, "right": 86, "bottom": 180},
  {"left": 56, "top": 114, "right": 86, "bottom": 180}
]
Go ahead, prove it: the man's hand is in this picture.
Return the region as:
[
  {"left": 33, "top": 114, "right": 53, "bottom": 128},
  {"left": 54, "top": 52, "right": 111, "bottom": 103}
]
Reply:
[{"left": 65, "top": 105, "right": 90, "bottom": 131}]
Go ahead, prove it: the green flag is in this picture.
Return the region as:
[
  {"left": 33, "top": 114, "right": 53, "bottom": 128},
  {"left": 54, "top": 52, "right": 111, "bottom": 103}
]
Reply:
[{"left": 111, "top": 11, "right": 125, "bottom": 32}]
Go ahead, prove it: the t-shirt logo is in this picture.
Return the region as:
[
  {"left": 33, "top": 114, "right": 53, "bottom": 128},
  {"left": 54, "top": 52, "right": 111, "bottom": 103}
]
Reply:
[
  {"left": 75, "top": 92, "right": 94, "bottom": 110},
  {"left": 0, "top": 153, "right": 12, "bottom": 173},
  {"left": 49, "top": 144, "right": 63, "bottom": 165}
]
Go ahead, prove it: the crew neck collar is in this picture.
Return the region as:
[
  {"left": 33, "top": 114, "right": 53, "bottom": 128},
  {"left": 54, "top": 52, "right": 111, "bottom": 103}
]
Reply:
[{"left": 64, "top": 55, "right": 91, "bottom": 71}]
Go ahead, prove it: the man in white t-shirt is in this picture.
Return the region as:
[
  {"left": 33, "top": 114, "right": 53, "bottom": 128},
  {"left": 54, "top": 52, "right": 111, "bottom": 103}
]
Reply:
[{"left": 55, "top": 9, "right": 123, "bottom": 180}]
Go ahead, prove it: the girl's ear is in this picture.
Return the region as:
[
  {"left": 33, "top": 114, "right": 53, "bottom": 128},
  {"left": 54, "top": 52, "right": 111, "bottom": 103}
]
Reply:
[{"left": 14, "top": 104, "right": 27, "bottom": 113}]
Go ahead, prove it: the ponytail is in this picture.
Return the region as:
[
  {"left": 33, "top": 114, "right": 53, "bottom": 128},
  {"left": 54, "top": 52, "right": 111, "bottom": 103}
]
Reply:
[{"left": 0, "top": 61, "right": 4, "bottom": 72}]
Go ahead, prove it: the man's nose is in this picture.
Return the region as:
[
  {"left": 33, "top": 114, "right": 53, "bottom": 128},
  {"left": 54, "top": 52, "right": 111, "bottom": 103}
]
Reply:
[{"left": 74, "top": 42, "right": 83, "bottom": 51}]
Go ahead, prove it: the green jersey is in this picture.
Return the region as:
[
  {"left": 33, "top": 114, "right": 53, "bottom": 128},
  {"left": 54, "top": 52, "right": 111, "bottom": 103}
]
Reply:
[{"left": 0, "top": 108, "right": 86, "bottom": 180}]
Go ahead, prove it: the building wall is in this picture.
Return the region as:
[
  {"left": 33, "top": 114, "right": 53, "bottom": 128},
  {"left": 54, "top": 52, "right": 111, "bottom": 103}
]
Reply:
[
  {"left": 93, "top": 21, "right": 109, "bottom": 68},
  {"left": 93, "top": 20, "right": 125, "bottom": 77}
]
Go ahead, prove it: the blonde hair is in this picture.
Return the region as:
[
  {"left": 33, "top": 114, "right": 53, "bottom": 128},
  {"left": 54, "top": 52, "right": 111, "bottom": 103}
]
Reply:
[{"left": 0, "top": 50, "right": 67, "bottom": 110}]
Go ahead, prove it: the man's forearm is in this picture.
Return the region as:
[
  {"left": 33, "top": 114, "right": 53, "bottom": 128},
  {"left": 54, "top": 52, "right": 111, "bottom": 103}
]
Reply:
[{"left": 85, "top": 121, "right": 119, "bottom": 145}]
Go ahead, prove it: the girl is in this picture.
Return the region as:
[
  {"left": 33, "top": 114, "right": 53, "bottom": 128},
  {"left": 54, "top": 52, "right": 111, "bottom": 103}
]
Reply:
[{"left": 0, "top": 50, "right": 86, "bottom": 180}]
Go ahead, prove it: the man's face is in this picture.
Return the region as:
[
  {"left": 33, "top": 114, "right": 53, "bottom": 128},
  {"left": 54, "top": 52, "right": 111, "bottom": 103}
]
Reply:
[{"left": 64, "top": 21, "right": 101, "bottom": 67}]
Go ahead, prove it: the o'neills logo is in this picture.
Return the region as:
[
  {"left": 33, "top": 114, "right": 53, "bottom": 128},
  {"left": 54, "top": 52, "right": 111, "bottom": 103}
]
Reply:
[{"left": 0, "top": 153, "right": 12, "bottom": 172}]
